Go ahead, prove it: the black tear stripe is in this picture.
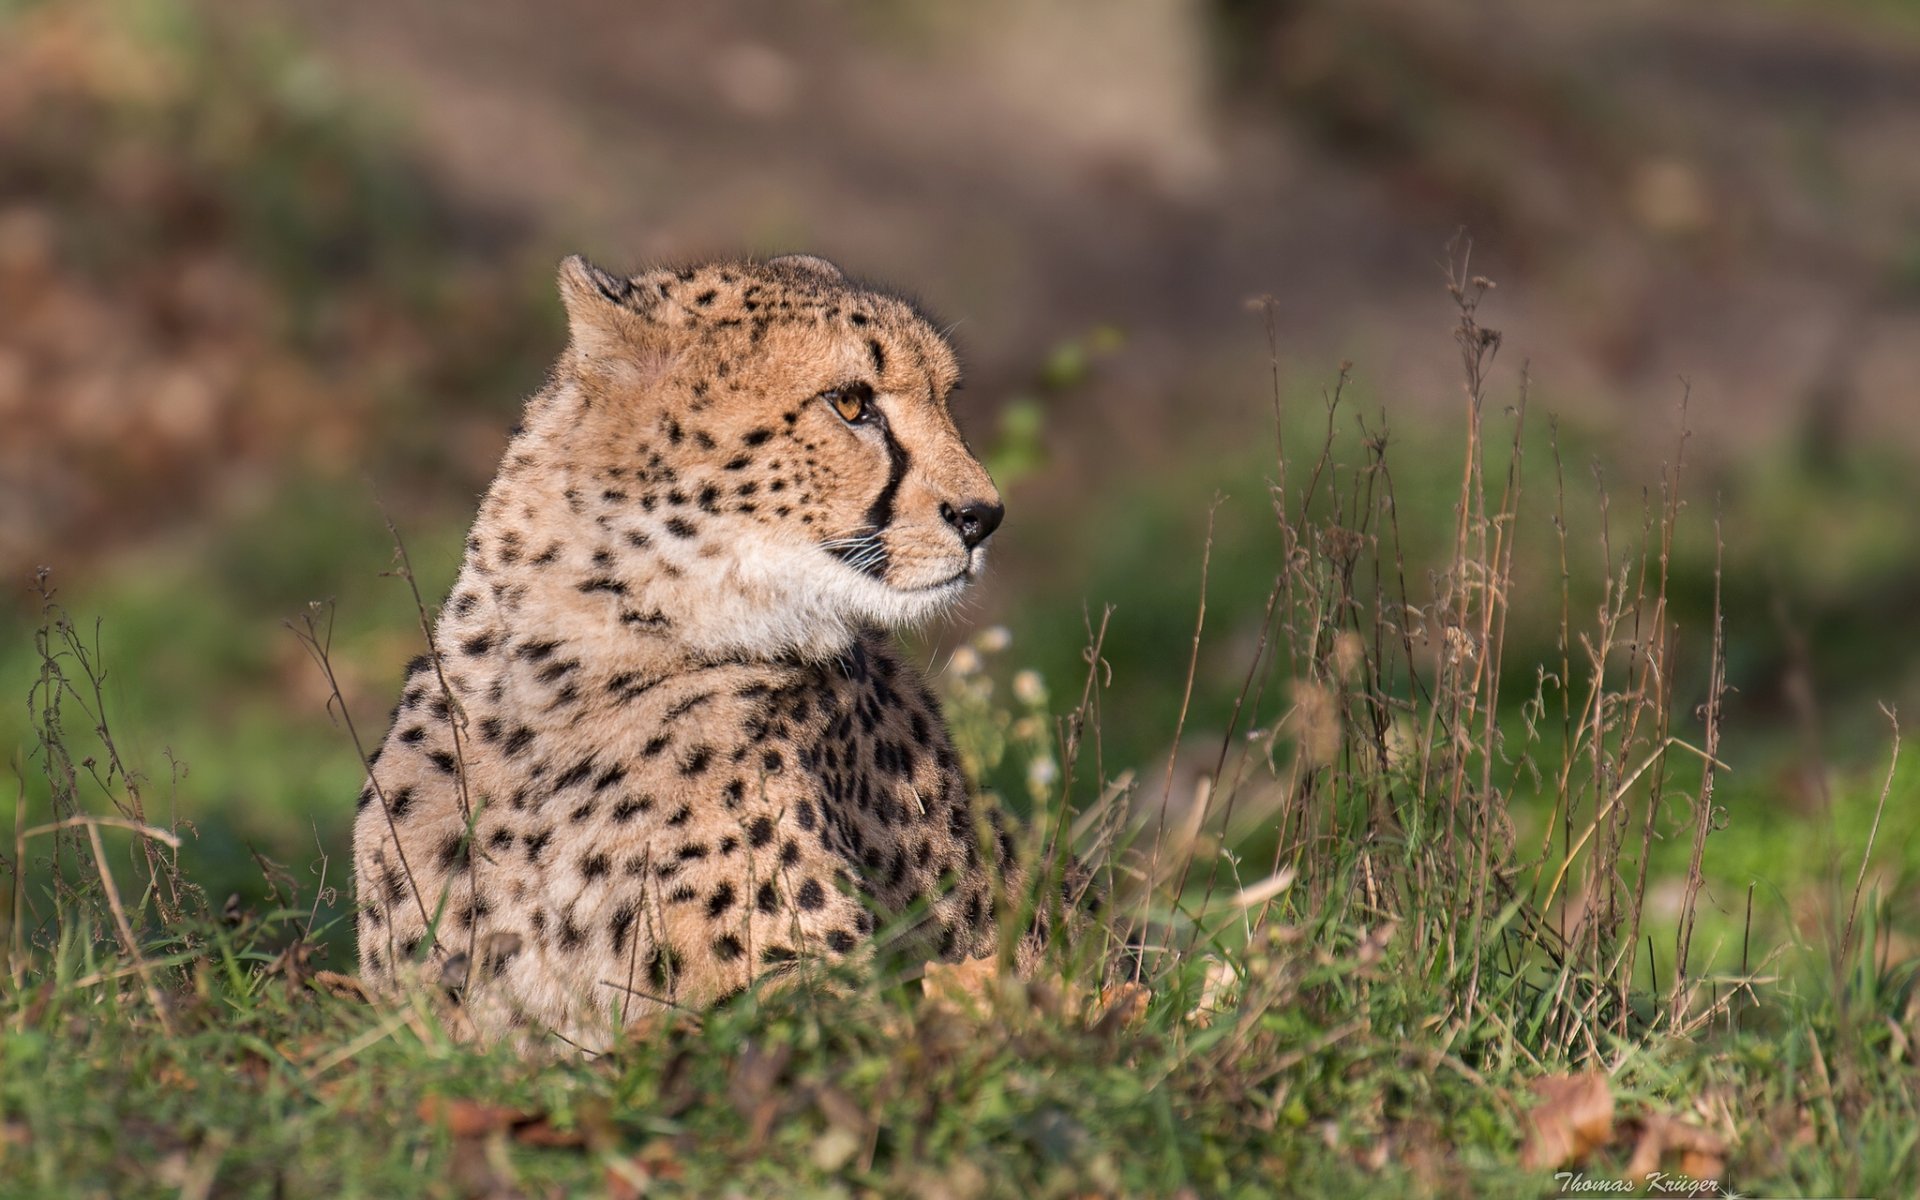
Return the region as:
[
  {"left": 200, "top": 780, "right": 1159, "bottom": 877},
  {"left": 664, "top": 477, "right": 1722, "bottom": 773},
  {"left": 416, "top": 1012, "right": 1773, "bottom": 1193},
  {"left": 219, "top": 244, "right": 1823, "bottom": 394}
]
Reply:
[{"left": 826, "top": 424, "right": 910, "bottom": 580}]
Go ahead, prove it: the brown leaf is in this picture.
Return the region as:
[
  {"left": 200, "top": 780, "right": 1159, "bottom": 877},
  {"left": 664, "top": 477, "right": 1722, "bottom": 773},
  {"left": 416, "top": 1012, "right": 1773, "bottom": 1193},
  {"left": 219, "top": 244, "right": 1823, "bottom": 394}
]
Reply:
[
  {"left": 1091, "top": 982, "right": 1150, "bottom": 1037},
  {"left": 727, "top": 1041, "right": 793, "bottom": 1149},
  {"left": 604, "top": 1138, "right": 686, "bottom": 1198},
  {"left": 417, "top": 1095, "right": 526, "bottom": 1138},
  {"left": 311, "top": 971, "right": 370, "bottom": 1004},
  {"left": 1519, "top": 1072, "right": 1614, "bottom": 1170},
  {"left": 416, "top": 1095, "right": 585, "bottom": 1147},
  {"left": 1625, "top": 1113, "right": 1729, "bottom": 1181},
  {"left": 509, "top": 1118, "right": 586, "bottom": 1149}
]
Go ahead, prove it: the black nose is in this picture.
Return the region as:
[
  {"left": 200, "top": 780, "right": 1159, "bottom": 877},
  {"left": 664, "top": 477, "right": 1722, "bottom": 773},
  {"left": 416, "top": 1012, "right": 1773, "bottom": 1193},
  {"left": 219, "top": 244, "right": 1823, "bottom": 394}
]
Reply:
[{"left": 941, "top": 499, "right": 1005, "bottom": 550}]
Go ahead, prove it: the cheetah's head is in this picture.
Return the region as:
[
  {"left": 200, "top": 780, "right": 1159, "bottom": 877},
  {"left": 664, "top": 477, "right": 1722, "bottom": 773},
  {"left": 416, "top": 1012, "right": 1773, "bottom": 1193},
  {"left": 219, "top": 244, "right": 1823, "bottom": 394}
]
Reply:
[{"left": 528, "top": 253, "right": 1004, "bottom": 661}]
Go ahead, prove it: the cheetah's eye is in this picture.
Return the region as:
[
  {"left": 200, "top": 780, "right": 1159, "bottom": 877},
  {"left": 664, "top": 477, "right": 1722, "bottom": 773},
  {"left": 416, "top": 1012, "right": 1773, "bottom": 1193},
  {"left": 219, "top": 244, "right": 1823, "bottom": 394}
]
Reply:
[{"left": 822, "top": 381, "right": 875, "bottom": 425}]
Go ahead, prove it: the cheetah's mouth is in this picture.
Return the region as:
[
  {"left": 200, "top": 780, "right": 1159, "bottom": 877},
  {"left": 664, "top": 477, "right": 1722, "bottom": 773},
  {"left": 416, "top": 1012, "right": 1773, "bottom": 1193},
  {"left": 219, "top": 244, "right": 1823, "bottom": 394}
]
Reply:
[{"left": 896, "top": 567, "right": 971, "bottom": 595}]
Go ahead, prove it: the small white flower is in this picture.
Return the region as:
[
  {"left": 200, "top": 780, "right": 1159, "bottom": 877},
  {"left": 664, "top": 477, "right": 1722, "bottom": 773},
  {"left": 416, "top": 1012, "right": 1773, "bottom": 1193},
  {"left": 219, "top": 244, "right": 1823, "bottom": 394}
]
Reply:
[
  {"left": 948, "top": 646, "right": 982, "bottom": 676},
  {"left": 975, "top": 625, "right": 1012, "bottom": 654},
  {"left": 1027, "top": 757, "right": 1059, "bottom": 790},
  {"left": 1012, "top": 669, "right": 1046, "bottom": 706}
]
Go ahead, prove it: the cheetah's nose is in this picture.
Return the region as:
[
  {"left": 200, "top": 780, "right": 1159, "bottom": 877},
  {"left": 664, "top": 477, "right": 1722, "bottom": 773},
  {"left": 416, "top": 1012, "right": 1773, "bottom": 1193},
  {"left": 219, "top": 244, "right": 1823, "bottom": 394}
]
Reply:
[{"left": 941, "top": 499, "right": 1005, "bottom": 550}]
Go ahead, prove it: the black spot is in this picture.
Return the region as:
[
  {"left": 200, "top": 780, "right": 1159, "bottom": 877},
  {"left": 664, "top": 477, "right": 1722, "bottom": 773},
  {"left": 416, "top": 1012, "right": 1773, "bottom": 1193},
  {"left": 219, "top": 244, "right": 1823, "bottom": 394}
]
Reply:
[
  {"left": 522, "top": 828, "right": 553, "bottom": 863},
  {"left": 712, "top": 933, "right": 744, "bottom": 962},
  {"left": 569, "top": 799, "right": 596, "bottom": 823},
  {"left": 517, "top": 639, "right": 559, "bottom": 661},
  {"left": 593, "top": 764, "right": 628, "bottom": 792},
  {"left": 479, "top": 716, "right": 503, "bottom": 742},
  {"left": 747, "top": 816, "right": 775, "bottom": 848},
  {"left": 707, "top": 882, "right": 736, "bottom": 918},
  {"left": 503, "top": 726, "right": 536, "bottom": 757},
  {"left": 780, "top": 839, "right": 801, "bottom": 867},
  {"left": 762, "top": 749, "right": 784, "bottom": 773},
  {"left": 610, "top": 902, "right": 638, "bottom": 956},
  {"left": 797, "top": 879, "right": 826, "bottom": 911},
  {"left": 826, "top": 929, "right": 856, "bottom": 954},
  {"left": 868, "top": 338, "right": 886, "bottom": 373},
  {"left": 388, "top": 787, "right": 415, "bottom": 819},
  {"left": 761, "top": 944, "right": 796, "bottom": 964},
  {"left": 676, "top": 843, "right": 709, "bottom": 862},
  {"left": 680, "top": 745, "right": 713, "bottom": 776},
  {"left": 642, "top": 735, "right": 670, "bottom": 757},
  {"left": 437, "top": 833, "right": 467, "bottom": 872},
  {"left": 649, "top": 946, "right": 682, "bottom": 991},
  {"left": 398, "top": 725, "right": 426, "bottom": 745},
  {"left": 356, "top": 784, "right": 374, "bottom": 812},
  {"left": 579, "top": 852, "right": 611, "bottom": 880},
  {"left": 487, "top": 827, "right": 514, "bottom": 851},
  {"left": 577, "top": 577, "right": 627, "bottom": 595},
  {"left": 755, "top": 881, "right": 780, "bottom": 914},
  {"left": 611, "top": 795, "right": 652, "bottom": 823},
  {"left": 742, "top": 428, "right": 773, "bottom": 447},
  {"left": 665, "top": 517, "right": 697, "bottom": 539},
  {"left": 553, "top": 756, "right": 597, "bottom": 791},
  {"left": 724, "top": 455, "right": 752, "bottom": 471},
  {"left": 460, "top": 633, "right": 494, "bottom": 656},
  {"left": 666, "top": 804, "right": 692, "bottom": 827}
]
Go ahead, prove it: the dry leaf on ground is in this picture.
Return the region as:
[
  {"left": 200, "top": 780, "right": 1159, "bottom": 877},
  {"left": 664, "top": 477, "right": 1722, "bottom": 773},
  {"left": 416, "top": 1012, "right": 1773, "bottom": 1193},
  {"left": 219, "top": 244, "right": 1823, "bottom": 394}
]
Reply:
[
  {"left": 1625, "top": 1113, "right": 1730, "bottom": 1180},
  {"left": 1091, "top": 982, "right": 1151, "bottom": 1037},
  {"left": 415, "top": 1096, "right": 587, "bottom": 1148},
  {"left": 1519, "top": 1072, "right": 1614, "bottom": 1170},
  {"left": 605, "top": 1140, "right": 686, "bottom": 1199},
  {"left": 311, "top": 971, "right": 370, "bottom": 1004}
]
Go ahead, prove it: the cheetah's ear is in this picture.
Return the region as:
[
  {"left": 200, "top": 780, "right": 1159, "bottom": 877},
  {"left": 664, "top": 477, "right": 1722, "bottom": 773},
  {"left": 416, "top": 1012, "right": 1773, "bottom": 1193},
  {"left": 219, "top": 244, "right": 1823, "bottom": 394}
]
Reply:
[
  {"left": 558, "top": 254, "right": 637, "bottom": 320},
  {"left": 767, "top": 254, "right": 845, "bottom": 282},
  {"left": 556, "top": 254, "right": 667, "bottom": 364}
]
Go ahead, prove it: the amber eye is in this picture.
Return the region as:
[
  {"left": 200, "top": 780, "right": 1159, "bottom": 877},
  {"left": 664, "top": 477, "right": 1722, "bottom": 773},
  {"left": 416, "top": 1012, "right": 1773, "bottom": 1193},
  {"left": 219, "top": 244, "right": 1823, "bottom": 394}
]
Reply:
[{"left": 823, "top": 381, "right": 875, "bottom": 425}]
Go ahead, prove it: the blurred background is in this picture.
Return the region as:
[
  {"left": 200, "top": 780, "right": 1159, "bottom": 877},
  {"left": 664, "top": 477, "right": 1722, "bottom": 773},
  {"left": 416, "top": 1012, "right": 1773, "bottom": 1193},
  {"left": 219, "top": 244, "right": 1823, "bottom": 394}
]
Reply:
[{"left": 3, "top": 0, "right": 1917, "bottom": 953}]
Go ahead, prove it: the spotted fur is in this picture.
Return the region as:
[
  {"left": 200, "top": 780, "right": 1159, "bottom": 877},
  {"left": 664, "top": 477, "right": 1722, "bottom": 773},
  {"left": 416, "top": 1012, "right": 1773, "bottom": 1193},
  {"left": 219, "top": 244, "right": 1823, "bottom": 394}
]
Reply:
[{"left": 352, "top": 254, "right": 1043, "bottom": 1050}]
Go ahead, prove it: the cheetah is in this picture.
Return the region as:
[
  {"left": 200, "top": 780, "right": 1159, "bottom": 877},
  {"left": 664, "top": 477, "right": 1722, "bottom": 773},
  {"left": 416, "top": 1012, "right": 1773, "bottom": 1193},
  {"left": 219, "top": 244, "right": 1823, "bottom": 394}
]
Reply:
[{"left": 352, "top": 253, "right": 1060, "bottom": 1050}]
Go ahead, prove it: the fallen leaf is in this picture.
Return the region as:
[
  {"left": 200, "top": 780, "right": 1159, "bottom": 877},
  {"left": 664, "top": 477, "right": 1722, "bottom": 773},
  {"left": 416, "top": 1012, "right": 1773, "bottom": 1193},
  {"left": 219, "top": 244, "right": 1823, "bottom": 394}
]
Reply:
[
  {"left": 311, "top": 971, "right": 370, "bottom": 1004},
  {"left": 417, "top": 1095, "right": 525, "bottom": 1138},
  {"left": 727, "top": 1041, "right": 792, "bottom": 1149},
  {"left": 415, "top": 1095, "right": 587, "bottom": 1147},
  {"left": 1091, "top": 981, "right": 1150, "bottom": 1037},
  {"left": 1519, "top": 1072, "right": 1614, "bottom": 1170},
  {"left": 1625, "top": 1113, "right": 1730, "bottom": 1181},
  {"left": 605, "top": 1139, "right": 686, "bottom": 1200}
]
